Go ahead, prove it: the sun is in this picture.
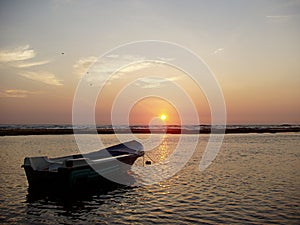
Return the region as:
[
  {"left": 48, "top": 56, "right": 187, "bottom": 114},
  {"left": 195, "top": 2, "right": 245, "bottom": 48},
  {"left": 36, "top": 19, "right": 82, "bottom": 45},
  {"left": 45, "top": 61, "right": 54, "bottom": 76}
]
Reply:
[{"left": 160, "top": 114, "right": 167, "bottom": 121}]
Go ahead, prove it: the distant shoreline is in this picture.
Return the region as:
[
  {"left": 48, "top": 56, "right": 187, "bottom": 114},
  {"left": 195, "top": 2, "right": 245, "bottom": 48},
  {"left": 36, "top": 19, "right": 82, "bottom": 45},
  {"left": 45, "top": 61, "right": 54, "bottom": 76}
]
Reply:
[{"left": 1, "top": 127, "right": 299, "bottom": 136}]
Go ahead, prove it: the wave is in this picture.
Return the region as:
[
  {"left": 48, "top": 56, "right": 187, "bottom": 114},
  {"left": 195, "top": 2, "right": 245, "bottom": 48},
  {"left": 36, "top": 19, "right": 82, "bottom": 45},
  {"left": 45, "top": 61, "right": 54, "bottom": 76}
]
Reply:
[{"left": 0, "top": 124, "right": 299, "bottom": 136}]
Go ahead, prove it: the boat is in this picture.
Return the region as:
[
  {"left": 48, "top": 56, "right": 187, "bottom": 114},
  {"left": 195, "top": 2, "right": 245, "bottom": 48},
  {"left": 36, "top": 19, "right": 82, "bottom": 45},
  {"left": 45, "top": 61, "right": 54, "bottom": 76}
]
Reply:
[{"left": 22, "top": 140, "right": 144, "bottom": 192}]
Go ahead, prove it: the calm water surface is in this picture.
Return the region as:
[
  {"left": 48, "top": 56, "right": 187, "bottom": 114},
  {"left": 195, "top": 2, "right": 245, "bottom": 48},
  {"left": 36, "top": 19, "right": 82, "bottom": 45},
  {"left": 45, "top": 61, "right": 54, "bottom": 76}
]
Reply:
[{"left": 0, "top": 133, "right": 299, "bottom": 224}]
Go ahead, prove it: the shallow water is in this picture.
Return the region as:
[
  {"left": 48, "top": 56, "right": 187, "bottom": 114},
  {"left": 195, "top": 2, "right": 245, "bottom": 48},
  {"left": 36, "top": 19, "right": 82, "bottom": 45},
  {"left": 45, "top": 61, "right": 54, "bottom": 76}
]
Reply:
[{"left": 0, "top": 133, "right": 299, "bottom": 224}]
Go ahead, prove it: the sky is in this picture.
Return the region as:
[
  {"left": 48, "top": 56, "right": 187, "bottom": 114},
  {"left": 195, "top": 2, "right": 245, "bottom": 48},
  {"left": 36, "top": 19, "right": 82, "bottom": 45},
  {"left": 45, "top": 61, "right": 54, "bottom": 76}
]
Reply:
[{"left": 0, "top": 0, "right": 299, "bottom": 125}]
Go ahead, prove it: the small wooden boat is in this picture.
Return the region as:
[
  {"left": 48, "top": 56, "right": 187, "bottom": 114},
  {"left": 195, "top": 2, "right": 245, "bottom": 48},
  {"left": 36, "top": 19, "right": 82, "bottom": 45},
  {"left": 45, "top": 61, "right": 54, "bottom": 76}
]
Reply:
[{"left": 22, "top": 140, "right": 144, "bottom": 192}]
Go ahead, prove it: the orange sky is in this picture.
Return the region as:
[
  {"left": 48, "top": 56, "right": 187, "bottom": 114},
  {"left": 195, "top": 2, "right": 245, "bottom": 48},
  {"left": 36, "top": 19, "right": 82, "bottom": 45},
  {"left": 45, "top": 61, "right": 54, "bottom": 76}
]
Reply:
[{"left": 0, "top": 1, "right": 299, "bottom": 125}]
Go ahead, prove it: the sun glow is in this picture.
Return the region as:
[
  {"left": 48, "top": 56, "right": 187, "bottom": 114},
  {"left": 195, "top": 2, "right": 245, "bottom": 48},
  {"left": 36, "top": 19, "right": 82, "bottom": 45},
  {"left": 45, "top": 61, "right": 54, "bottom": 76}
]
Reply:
[{"left": 160, "top": 114, "right": 167, "bottom": 121}]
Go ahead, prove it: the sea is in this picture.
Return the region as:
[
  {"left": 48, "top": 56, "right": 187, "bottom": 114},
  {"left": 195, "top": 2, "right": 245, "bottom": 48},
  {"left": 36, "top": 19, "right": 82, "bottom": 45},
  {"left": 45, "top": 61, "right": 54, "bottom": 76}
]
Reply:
[
  {"left": 0, "top": 125, "right": 299, "bottom": 224},
  {"left": 1, "top": 124, "right": 299, "bottom": 131}
]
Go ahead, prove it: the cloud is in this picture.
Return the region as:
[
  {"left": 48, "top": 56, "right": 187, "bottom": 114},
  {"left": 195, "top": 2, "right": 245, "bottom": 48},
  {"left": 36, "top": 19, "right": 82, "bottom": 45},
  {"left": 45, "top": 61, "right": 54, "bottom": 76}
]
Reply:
[
  {"left": 265, "top": 15, "right": 293, "bottom": 23},
  {"left": 76, "top": 55, "right": 148, "bottom": 84},
  {"left": 89, "top": 54, "right": 148, "bottom": 75},
  {"left": 0, "top": 89, "right": 37, "bottom": 98},
  {"left": 0, "top": 45, "right": 51, "bottom": 68},
  {"left": 94, "top": 55, "right": 147, "bottom": 73},
  {"left": 157, "top": 56, "right": 175, "bottom": 62},
  {"left": 213, "top": 48, "right": 224, "bottom": 55},
  {"left": 75, "top": 55, "right": 150, "bottom": 87},
  {"left": 0, "top": 45, "right": 35, "bottom": 62},
  {"left": 19, "top": 71, "right": 63, "bottom": 86},
  {"left": 120, "top": 61, "right": 152, "bottom": 73},
  {"left": 16, "top": 60, "right": 50, "bottom": 68},
  {"left": 135, "top": 77, "right": 163, "bottom": 88},
  {"left": 73, "top": 56, "right": 98, "bottom": 78},
  {"left": 266, "top": 15, "right": 290, "bottom": 19},
  {"left": 135, "top": 76, "right": 182, "bottom": 89},
  {"left": 77, "top": 54, "right": 179, "bottom": 87},
  {"left": 0, "top": 45, "right": 62, "bottom": 85}
]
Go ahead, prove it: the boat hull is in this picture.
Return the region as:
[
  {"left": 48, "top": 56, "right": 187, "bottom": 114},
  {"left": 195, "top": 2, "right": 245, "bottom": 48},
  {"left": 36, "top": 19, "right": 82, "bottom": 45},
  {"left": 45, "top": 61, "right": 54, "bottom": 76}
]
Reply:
[
  {"left": 23, "top": 165, "right": 124, "bottom": 193},
  {"left": 22, "top": 140, "right": 143, "bottom": 193}
]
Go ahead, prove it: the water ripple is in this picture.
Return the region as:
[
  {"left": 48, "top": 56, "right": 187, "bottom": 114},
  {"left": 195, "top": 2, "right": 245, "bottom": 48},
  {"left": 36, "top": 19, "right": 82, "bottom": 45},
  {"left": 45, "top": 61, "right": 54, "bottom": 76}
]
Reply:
[{"left": 0, "top": 134, "right": 299, "bottom": 224}]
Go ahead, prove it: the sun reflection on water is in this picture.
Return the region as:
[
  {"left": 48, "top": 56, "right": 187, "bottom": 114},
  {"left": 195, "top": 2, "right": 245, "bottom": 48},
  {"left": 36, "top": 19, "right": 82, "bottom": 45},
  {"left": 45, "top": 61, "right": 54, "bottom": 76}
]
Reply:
[{"left": 158, "top": 139, "right": 168, "bottom": 161}]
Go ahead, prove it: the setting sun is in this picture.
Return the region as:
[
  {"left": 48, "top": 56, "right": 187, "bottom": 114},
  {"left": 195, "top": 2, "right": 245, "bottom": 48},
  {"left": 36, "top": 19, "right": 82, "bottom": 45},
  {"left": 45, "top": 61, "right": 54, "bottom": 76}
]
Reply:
[{"left": 160, "top": 114, "right": 167, "bottom": 121}]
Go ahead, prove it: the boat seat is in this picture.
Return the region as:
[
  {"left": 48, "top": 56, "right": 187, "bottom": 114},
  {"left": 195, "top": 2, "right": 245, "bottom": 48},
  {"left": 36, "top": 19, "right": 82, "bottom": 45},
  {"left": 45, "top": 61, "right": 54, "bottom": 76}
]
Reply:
[{"left": 63, "top": 158, "right": 89, "bottom": 168}]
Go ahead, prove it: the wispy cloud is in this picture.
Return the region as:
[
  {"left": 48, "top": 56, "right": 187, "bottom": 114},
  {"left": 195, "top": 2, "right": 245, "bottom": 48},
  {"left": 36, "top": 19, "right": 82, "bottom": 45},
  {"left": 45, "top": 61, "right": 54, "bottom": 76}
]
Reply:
[
  {"left": 265, "top": 15, "right": 293, "bottom": 23},
  {"left": 80, "top": 54, "right": 162, "bottom": 85},
  {"left": 120, "top": 61, "right": 152, "bottom": 73},
  {"left": 135, "top": 77, "right": 163, "bottom": 89},
  {"left": 0, "top": 45, "right": 51, "bottom": 69},
  {"left": 212, "top": 48, "right": 224, "bottom": 55},
  {"left": 0, "top": 45, "right": 51, "bottom": 68},
  {"left": 20, "top": 71, "right": 63, "bottom": 86},
  {"left": 77, "top": 54, "right": 149, "bottom": 84},
  {"left": 266, "top": 15, "right": 290, "bottom": 19},
  {"left": 73, "top": 56, "right": 98, "bottom": 78},
  {"left": 90, "top": 54, "right": 149, "bottom": 74},
  {"left": 0, "top": 45, "right": 62, "bottom": 86},
  {"left": 0, "top": 89, "right": 37, "bottom": 98},
  {"left": 77, "top": 54, "right": 179, "bottom": 88},
  {"left": 157, "top": 56, "right": 175, "bottom": 62},
  {"left": 135, "top": 76, "right": 182, "bottom": 89},
  {"left": 16, "top": 60, "right": 50, "bottom": 68},
  {"left": 0, "top": 45, "right": 35, "bottom": 62}
]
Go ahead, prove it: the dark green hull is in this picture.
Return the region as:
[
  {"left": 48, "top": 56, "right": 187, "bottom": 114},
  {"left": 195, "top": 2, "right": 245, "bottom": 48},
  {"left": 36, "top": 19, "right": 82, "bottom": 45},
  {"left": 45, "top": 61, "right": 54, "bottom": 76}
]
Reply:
[
  {"left": 22, "top": 140, "right": 144, "bottom": 193},
  {"left": 23, "top": 159, "right": 137, "bottom": 193}
]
